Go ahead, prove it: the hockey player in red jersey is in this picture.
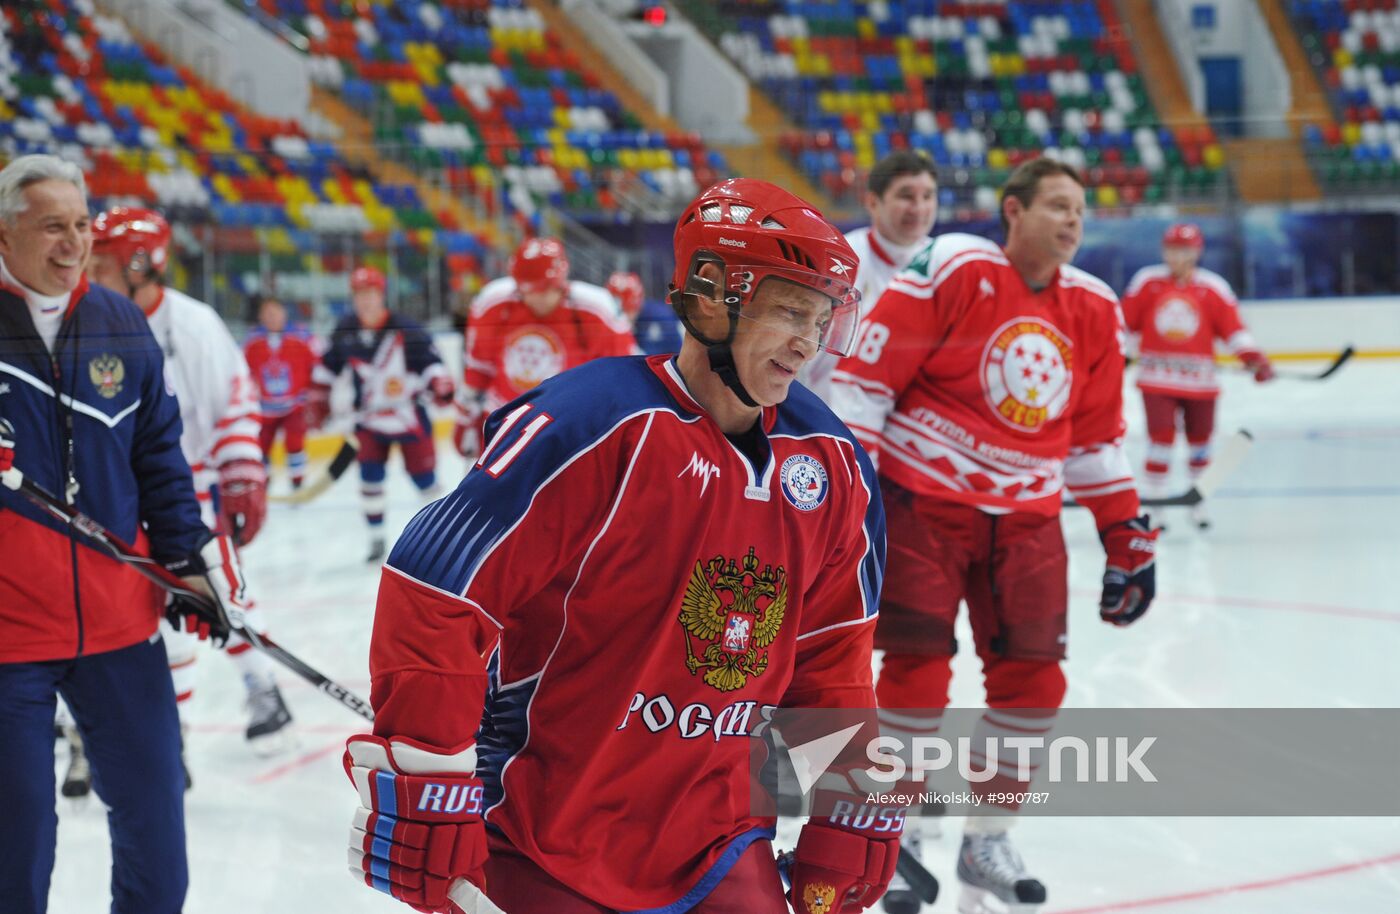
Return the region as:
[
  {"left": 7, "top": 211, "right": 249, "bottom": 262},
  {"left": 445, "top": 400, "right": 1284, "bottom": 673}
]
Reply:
[
  {"left": 606, "top": 268, "right": 645, "bottom": 325},
  {"left": 830, "top": 158, "right": 1159, "bottom": 913},
  {"left": 1121, "top": 222, "right": 1273, "bottom": 528},
  {"left": 343, "top": 179, "right": 906, "bottom": 914},
  {"left": 87, "top": 206, "right": 293, "bottom": 775},
  {"left": 243, "top": 293, "right": 319, "bottom": 490},
  {"left": 452, "top": 237, "right": 634, "bottom": 460},
  {"left": 310, "top": 265, "right": 454, "bottom": 563}
]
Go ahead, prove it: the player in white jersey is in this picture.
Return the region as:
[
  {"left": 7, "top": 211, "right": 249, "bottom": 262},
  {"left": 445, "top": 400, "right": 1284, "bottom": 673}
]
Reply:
[
  {"left": 86, "top": 208, "right": 292, "bottom": 782},
  {"left": 801, "top": 150, "right": 938, "bottom": 402}
]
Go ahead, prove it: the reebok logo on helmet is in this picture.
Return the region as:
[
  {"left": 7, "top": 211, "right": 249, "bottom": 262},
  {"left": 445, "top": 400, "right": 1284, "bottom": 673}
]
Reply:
[{"left": 718, "top": 237, "right": 748, "bottom": 248}]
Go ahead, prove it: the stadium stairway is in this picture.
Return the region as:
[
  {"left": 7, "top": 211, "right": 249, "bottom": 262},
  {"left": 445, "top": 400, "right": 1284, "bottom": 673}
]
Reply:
[
  {"left": 1260, "top": 0, "right": 1336, "bottom": 135},
  {"left": 1118, "top": 0, "right": 1208, "bottom": 131},
  {"left": 526, "top": 0, "right": 833, "bottom": 211},
  {"left": 308, "top": 86, "right": 505, "bottom": 245},
  {"left": 1121, "top": 0, "right": 1322, "bottom": 203},
  {"left": 1239, "top": 0, "right": 1329, "bottom": 201},
  {"left": 1223, "top": 137, "right": 1320, "bottom": 201}
]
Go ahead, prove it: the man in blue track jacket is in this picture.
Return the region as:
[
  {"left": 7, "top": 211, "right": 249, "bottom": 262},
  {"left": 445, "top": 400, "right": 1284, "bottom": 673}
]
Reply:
[{"left": 0, "top": 154, "right": 249, "bottom": 914}]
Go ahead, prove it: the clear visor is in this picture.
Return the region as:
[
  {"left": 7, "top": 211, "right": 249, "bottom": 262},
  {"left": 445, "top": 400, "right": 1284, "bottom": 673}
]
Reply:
[{"left": 724, "top": 265, "right": 861, "bottom": 357}]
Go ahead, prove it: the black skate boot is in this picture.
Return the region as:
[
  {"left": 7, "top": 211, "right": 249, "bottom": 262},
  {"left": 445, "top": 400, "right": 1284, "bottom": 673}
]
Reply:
[
  {"left": 61, "top": 724, "right": 92, "bottom": 799},
  {"left": 245, "top": 674, "right": 295, "bottom": 756}
]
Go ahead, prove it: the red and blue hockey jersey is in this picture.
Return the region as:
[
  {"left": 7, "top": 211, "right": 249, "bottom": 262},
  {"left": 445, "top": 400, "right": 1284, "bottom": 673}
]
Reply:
[
  {"left": 244, "top": 324, "right": 319, "bottom": 417},
  {"left": 369, "top": 354, "right": 885, "bottom": 912},
  {"left": 316, "top": 312, "right": 449, "bottom": 439}
]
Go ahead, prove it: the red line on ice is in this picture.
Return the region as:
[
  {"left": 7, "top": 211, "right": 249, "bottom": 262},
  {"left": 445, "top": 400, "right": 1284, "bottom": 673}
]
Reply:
[
  {"left": 1071, "top": 589, "right": 1400, "bottom": 623},
  {"left": 251, "top": 739, "right": 346, "bottom": 784},
  {"left": 1048, "top": 851, "right": 1400, "bottom": 913}
]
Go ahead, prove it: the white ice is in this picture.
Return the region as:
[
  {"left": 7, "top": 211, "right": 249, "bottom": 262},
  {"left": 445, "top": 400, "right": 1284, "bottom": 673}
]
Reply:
[{"left": 47, "top": 358, "right": 1400, "bottom": 913}]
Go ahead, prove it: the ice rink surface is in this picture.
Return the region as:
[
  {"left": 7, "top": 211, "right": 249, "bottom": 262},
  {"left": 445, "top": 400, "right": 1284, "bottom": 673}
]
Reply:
[{"left": 47, "top": 357, "right": 1400, "bottom": 913}]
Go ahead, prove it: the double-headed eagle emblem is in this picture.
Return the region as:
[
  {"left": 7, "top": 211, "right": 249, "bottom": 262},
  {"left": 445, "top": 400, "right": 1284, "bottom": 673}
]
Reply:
[
  {"left": 88, "top": 354, "right": 125, "bottom": 399},
  {"left": 679, "top": 546, "right": 787, "bottom": 692}
]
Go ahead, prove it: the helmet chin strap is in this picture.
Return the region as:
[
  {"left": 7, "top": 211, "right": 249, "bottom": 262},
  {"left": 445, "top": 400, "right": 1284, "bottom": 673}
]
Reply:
[
  {"left": 126, "top": 268, "right": 160, "bottom": 305},
  {"left": 705, "top": 342, "right": 758, "bottom": 409},
  {"left": 123, "top": 257, "right": 161, "bottom": 304},
  {"left": 669, "top": 276, "right": 759, "bottom": 410}
]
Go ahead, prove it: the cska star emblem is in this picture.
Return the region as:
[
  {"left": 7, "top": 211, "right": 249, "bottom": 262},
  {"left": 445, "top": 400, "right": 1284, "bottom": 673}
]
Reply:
[
  {"left": 678, "top": 547, "right": 787, "bottom": 692},
  {"left": 803, "top": 881, "right": 837, "bottom": 913},
  {"left": 88, "top": 353, "right": 125, "bottom": 399}
]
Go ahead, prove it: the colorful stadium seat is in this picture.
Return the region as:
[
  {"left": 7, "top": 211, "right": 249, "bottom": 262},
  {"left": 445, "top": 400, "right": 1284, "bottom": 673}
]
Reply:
[{"left": 678, "top": 0, "right": 1229, "bottom": 216}]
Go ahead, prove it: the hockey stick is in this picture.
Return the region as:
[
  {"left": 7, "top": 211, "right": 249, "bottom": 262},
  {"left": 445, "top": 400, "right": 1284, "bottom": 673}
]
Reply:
[
  {"left": 0, "top": 464, "right": 375, "bottom": 722},
  {"left": 1064, "top": 429, "right": 1254, "bottom": 510},
  {"left": 895, "top": 845, "right": 941, "bottom": 904},
  {"left": 447, "top": 878, "right": 507, "bottom": 914},
  {"left": 1138, "top": 428, "right": 1254, "bottom": 508},
  {"left": 1277, "top": 345, "right": 1354, "bottom": 381},
  {"left": 269, "top": 435, "right": 359, "bottom": 505},
  {"left": 1228, "top": 345, "right": 1354, "bottom": 382}
]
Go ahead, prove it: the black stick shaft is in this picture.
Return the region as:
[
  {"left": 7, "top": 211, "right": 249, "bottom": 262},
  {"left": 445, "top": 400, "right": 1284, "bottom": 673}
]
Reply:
[{"left": 2, "top": 467, "right": 374, "bottom": 722}]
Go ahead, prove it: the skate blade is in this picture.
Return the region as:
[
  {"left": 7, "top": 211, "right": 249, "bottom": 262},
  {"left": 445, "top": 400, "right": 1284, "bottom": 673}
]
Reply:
[
  {"left": 248, "top": 726, "right": 299, "bottom": 758},
  {"left": 957, "top": 884, "right": 1042, "bottom": 914}
]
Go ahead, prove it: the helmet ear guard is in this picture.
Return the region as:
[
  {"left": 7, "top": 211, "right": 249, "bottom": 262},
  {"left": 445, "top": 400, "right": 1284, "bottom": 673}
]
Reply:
[{"left": 669, "top": 252, "right": 740, "bottom": 350}]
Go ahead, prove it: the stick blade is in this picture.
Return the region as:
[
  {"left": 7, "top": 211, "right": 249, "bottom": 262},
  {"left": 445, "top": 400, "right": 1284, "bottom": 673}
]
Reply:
[
  {"left": 1314, "top": 345, "right": 1354, "bottom": 380},
  {"left": 896, "top": 846, "right": 941, "bottom": 904},
  {"left": 1191, "top": 428, "right": 1253, "bottom": 500},
  {"left": 448, "top": 878, "right": 508, "bottom": 914},
  {"left": 268, "top": 438, "right": 358, "bottom": 505}
]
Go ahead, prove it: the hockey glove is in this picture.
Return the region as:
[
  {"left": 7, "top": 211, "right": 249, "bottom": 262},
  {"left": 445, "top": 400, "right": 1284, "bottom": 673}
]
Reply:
[
  {"left": 452, "top": 423, "right": 481, "bottom": 462},
  {"left": 345, "top": 734, "right": 488, "bottom": 912},
  {"left": 305, "top": 383, "right": 332, "bottom": 430},
  {"left": 453, "top": 398, "right": 484, "bottom": 461},
  {"left": 1240, "top": 349, "right": 1275, "bottom": 383},
  {"left": 787, "top": 772, "right": 905, "bottom": 913},
  {"left": 218, "top": 458, "right": 267, "bottom": 546},
  {"left": 164, "top": 534, "right": 249, "bottom": 646},
  {"left": 0, "top": 417, "right": 14, "bottom": 473},
  {"left": 1099, "top": 515, "right": 1158, "bottom": 626}
]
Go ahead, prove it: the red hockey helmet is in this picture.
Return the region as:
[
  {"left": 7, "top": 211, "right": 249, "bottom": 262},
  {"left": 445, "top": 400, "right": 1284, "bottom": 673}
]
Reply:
[
  {"left": 1163, "top": 222, "right": 1204, "bottom": 249},
  {"left": 350, "top": 266, "right": 387, "bottom": 292},
  {"left": 91, "top": 206, "right": 171, "bottom": 274},
  {"left": 670, "top": 178, "right": 861, "bottom": 357},
  {"left": 606, "top": 270, "right": 645, "bottom": 320},
  {"left": 510, "top": 237, "right": 570, "bottom": 293}
]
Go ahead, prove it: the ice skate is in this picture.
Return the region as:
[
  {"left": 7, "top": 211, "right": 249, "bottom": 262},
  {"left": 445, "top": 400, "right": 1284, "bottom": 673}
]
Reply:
[
  {"left": 881, "top": 828, "right": 924, "bottom": 913},
  {"left": 366, "top": 534, "right": 386, "bottom": 564},
  {"left": 245, "top": 674, "right": 296, "bottom": 756},
  {"left": 1189, "top": 501, "right": 1211, "bottom": 530},
  {"left": 61, "top": 724, "right": 92, "bottom": 799},
  {"left": 956, "top": 831, "right": 1046, "bottom": 913}
]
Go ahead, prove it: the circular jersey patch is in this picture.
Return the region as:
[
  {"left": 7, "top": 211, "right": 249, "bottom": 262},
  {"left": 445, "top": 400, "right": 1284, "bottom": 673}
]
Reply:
[
  {"left": 502, "top": 326, "right": 565, "bottom": 392},
  {"left": 981, "top": 317, "right": 1073, "bottom": 432},
  {"left": 1153, "top": 296, "right": 1201, "bottom": 342},
  {"left": 780, "top": 454, "right": 829, "bottom": 512}
]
